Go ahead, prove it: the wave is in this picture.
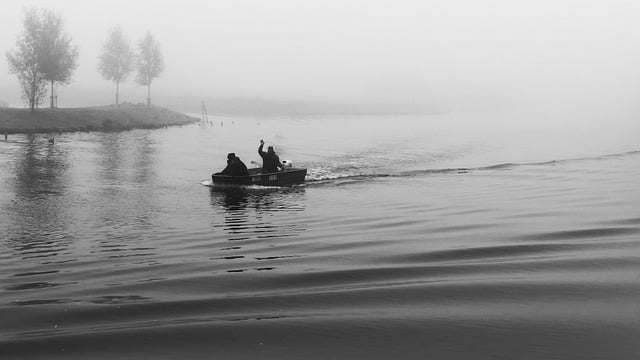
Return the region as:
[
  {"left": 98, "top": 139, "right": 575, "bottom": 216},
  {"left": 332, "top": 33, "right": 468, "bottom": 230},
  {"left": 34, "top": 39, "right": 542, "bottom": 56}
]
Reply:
[
  {"left": 515, "top": 227, "right": 640, "bottom": 242},
  {"left": 305, "top": 149, "right": 640, "bottom": 184}
]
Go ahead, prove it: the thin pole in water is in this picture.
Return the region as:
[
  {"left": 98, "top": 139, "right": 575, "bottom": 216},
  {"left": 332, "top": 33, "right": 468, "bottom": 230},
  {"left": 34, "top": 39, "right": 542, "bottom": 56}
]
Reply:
[{"left": 201, "top": 101, "right": 209, "bottom": 123}]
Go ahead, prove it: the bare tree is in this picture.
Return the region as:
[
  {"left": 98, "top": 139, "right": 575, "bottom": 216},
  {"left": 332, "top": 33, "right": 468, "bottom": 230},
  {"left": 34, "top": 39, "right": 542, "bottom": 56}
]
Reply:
[
  {"left": 98, "top": 27, "right": 134, "bottom": 106},
  {"left": 6, "top": 8, "right": 48, "bottom": 111},
  {"left": 135, "top": 32, "right": 164, "bottom": 107},
  {"left": 38, "top": 9, "right": 78, "bottom": 108}
]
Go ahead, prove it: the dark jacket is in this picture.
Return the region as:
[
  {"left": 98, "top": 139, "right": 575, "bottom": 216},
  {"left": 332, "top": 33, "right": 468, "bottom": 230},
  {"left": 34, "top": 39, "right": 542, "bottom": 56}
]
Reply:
[
  {"left": 258, "top": 143, "right": 283, "bottom": 173},
  {"left": 219, "top": 157, "right": 249, "bottom": 176}
]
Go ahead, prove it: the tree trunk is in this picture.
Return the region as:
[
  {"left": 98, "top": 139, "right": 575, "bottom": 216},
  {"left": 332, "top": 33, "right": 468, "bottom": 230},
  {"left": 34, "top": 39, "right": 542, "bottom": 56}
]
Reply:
[
  {"left": 30, "top": 78, "right": 36, "bottom": 112},
  {"left": 29, "top": 89, "right": 35, "bottom": 112},
  {"left": 147, "top": 83, "right": 151, "bottom": 107},
  {"left": 50, "top": 80, "right": 55, "bottom": 108},
  {"left": 116, "top": 80, "right": 119, "bottom": 106}
]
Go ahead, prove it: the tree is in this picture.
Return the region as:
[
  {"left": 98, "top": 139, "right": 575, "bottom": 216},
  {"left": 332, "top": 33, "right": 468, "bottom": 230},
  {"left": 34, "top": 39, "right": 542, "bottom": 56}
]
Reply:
[
  {"left": 135, "top": 31, "right": 164, "bottom": 107},
  {"left": 6, "top": 8, "right": 48, "bottom": 111},
  {"left": 5, "top": 7, "right": 78, "bottom": 111},
  {"left": 38, "top": 9, "right": 79, "bottom": 108},
  {"left": 98, "top": 27, "right": 134, "bottom": 106}
]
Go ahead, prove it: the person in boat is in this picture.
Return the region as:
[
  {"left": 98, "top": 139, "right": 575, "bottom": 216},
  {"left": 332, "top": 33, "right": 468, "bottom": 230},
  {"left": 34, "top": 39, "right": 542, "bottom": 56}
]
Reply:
[
  {"left": 258, "top": 139, "right": 284, "bottom": 173},
  {"left": 216, "top": 152, "right": 249, "bottom": 176}
]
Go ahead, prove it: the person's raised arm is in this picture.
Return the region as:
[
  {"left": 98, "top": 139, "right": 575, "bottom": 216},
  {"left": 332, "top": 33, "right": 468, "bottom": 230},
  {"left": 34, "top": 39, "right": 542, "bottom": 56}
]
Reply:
[{"left": 258, "top": 139, "right": 265, "bottom": 155}]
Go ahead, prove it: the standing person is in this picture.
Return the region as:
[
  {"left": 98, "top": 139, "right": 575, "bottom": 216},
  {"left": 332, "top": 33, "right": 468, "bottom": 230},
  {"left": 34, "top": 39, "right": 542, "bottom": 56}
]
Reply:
[{"left": 258, "top": 139, "right": 284, "bottom": 173}]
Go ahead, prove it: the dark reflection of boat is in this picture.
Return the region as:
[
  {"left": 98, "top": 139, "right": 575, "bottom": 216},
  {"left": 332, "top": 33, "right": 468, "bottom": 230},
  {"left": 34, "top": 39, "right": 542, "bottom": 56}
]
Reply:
[
  {"left": 213, "top": 187, "right": 250, "bottom": 211},
  {"left": 208, "top": 186, "right": 307, "bottom": 274},
  {"left": 209, "top": 186, "right": 307, "bottom": 242},
  {"left": 211, "top": 167, "right": 307, "bottom": 187},
  {"left": 209, "top": 186, "right": 306, "bottom": 213}
]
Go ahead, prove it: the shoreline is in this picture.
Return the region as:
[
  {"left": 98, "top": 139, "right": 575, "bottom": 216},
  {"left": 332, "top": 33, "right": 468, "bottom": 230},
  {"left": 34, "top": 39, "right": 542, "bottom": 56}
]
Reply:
[{"left": 0, "top": 104, "right": 199, "bottom": 135}]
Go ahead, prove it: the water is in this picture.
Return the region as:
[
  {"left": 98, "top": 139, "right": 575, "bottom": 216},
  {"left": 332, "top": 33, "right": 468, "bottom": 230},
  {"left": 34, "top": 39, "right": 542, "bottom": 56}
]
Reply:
[{"left": 1, "top": 112, "right": 639, "bottom": 359}]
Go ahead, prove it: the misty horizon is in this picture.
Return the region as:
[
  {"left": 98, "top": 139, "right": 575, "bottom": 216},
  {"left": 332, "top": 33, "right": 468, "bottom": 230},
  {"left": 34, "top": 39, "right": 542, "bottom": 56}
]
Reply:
[{"left": 2, "top": 0, "right": 640, "bottom": 117}]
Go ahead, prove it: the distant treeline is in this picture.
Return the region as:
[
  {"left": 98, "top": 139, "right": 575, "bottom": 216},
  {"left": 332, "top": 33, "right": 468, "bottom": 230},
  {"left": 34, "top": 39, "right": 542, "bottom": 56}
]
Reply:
[{"left": 5, "top": 7, "right": 164, "bottom": 112}]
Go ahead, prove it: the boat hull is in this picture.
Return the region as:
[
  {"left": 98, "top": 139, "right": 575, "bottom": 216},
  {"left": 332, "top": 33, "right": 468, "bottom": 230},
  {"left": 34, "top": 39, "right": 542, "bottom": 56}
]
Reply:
[{"left": 211, "top": 168, "right": 307, "bottom": 187}]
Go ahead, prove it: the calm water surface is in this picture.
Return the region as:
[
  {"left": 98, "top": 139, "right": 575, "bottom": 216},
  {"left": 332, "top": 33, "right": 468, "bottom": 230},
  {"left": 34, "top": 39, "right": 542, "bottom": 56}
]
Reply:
[{"left": 1, "top": 113, "right": 639, "bottom": 359}]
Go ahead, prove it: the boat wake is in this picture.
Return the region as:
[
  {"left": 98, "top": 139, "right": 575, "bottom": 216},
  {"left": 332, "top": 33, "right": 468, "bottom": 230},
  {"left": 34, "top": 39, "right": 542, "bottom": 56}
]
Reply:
[{"left": 304, "top": 149, "right": 640, "bottom": 184}]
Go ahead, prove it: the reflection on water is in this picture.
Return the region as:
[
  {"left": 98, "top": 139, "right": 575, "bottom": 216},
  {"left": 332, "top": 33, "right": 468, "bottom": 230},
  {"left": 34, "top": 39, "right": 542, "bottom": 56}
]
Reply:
[
  {"left": 91, "top": 132, "right": 159, "bottom": 260},
  {"left": 210, "top": 186, "right": 306, "bottom": 210},
  {"left": 95, "top": 132, "right": 157, "bottom": 186},
  {"left": 210, "top": 187, "right": 307, "bottom": 238},
  {"left": 5, "top": 136, "right": 73, "bottom": 263},
  {"left": 2, "top": 131, "right": 164, "bottom": 280},
  {"left": 213, "top": 187, "right": 249, "bottom": 211},
  {"left": 209, "top": 187, "right": 307, "bottom": 273}
]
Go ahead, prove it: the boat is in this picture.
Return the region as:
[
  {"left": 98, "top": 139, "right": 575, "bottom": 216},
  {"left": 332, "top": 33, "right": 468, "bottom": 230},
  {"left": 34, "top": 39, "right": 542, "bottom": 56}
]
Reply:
[{"left": 211, "top": 167, "right": 307, "bottom": 187}]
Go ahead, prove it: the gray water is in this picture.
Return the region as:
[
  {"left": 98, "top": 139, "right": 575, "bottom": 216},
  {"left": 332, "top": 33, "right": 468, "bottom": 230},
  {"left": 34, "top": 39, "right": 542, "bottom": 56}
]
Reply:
[{"left": 1, "top": 112, "right": 639, "bottom": 359}]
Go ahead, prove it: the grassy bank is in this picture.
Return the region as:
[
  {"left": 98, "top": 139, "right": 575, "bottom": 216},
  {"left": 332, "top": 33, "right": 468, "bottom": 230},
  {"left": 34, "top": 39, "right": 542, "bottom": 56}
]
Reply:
[{"left": 0, "top": 104, "right": 199, "bottom": 134}]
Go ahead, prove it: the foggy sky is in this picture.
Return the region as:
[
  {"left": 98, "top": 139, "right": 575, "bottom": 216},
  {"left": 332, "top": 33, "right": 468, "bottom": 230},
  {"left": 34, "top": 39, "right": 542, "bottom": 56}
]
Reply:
[{"left": 2, "top": 0, "right": 640, "bottom": 113}]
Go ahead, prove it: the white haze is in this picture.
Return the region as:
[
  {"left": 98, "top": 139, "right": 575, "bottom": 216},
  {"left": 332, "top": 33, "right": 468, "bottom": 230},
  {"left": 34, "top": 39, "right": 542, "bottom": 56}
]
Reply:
[{"left": 1, "top": 0, "right": 640, "bottom": 124}]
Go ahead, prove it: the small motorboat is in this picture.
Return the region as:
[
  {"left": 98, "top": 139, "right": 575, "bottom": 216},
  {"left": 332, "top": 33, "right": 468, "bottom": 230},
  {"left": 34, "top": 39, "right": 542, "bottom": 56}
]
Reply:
[{"left": 211, "top": 167, "right": 307, "bottom": 187}]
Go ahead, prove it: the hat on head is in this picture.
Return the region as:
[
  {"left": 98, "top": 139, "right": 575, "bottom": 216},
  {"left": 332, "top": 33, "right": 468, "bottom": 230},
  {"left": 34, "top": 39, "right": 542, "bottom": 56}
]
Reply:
[{"left": 227, "top": 153, "right": 236, "bottom": 159}]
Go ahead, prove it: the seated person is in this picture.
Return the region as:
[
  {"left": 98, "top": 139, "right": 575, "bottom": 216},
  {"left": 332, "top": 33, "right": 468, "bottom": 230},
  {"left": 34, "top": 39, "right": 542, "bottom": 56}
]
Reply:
[
  {"left": 258, "top": 139, "right": 284, "bottom": 173},
  {"left": 216, "top": 153, "right": 249, "bottom": 176}
]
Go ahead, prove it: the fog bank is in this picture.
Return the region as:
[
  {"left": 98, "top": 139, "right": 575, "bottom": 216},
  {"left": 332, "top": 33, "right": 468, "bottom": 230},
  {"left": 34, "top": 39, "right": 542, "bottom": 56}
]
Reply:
[{"left": 1, "top": 0, "right": 640, "bottom": 118}]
